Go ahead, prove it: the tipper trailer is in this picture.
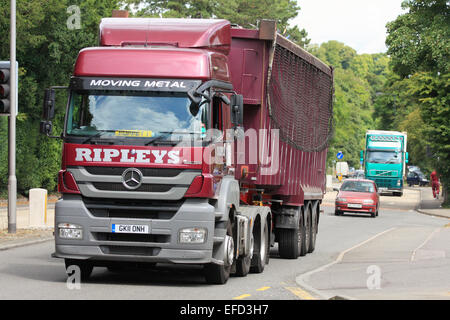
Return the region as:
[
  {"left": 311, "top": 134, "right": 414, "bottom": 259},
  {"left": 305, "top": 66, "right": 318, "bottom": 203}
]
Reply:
[{"left": 40, "top": 17, "right": 334, "bottom": 284}]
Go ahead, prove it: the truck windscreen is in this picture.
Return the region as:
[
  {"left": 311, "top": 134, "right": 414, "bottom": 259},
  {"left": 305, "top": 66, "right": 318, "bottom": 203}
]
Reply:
[
  {"left": 66, "top": 90, "right": 207, "bottom": 142},
  {"left": 366, "top": 150, "right": 401, "bottom": 164}
]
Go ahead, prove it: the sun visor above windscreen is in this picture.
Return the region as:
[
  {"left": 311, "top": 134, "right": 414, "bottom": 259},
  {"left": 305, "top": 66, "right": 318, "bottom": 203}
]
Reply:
[{"left": 99, "top": 18, "right": 231, "bottom": 54}]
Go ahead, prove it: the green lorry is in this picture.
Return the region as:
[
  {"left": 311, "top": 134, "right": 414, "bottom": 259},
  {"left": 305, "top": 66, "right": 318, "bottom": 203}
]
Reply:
[{"left": 361, "top": 130, "right": 408, "bottom": 196}]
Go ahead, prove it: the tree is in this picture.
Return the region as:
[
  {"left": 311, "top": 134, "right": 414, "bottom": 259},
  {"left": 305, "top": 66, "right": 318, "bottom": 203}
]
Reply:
[
  {"left": 282, "top": 25, "right": 310, "bottom": 48},
  {"left": 386, "top": 0, "right": 449, "bottom": 77},
  {"left": 384, "top": 0, "right": 450, "bottom": 204}
]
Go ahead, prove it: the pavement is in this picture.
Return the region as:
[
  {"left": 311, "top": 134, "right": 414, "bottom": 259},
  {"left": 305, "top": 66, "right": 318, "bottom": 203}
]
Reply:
[
  {"left": 0, "top": 185, "right": 448, "bottom": 251},
  {"left": 0, "top": 197, "right": 56, "bottom": 250}
]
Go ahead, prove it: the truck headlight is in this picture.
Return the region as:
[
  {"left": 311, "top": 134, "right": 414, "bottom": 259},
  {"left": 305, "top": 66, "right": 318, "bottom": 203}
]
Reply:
[
  {"left": 397, "top": 179, "right": 401, "bottom": 186},
  {"left": 58, "top": 223, "right": 83, "bottom": 239},
  {"left": 179, "top": 227, "right": 207, "bottom": 244}
]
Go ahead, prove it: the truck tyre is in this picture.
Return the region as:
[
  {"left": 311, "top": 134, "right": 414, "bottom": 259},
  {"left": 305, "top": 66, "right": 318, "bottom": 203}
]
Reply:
[
  {"left": 250, "top": 220, "right": 269, "bottom": 273},
  {"left": 65, "top": 259, "right": 93, "bottom": 281},
  {"left": 235, "top": 234, "right": 253, "bottom": 277},
  {"left": 278, "top": 207, "right": 303, "bottom": 259},
  {"left": 300, "top": 206, "right": 309, "bottom": 257},
  {"left": 308, "top": 204, "right": 318, "bottom": 253},
  {"left": 204, "top": 222, "right": 234, "bottom": 284}
]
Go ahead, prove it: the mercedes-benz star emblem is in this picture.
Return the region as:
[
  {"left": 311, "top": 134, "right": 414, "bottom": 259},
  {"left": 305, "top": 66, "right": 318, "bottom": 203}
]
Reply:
[{"left": 122, "top": 168, "right": 143, "bottom": 190}]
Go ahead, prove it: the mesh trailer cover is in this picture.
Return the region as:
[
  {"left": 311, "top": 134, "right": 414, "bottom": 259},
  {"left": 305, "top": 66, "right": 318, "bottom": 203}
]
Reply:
[{"left": 267, "top": 36, "right": 334, "bottom": 153}]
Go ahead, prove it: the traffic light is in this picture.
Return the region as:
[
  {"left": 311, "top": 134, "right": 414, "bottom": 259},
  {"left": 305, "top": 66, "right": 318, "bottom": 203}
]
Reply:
[{"left": 0, "top": 66, "right": 10, "bottom": 114}]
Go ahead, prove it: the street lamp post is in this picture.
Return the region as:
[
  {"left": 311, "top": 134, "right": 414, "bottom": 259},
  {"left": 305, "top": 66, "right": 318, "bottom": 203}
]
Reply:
[{"left": 8, "top": 0, "right": 17, "bottom": 234}]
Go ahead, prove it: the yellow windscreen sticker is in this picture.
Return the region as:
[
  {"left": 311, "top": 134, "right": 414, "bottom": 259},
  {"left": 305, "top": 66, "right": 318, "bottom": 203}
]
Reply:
[{"left": 114, "top": 130, "right": 153, "bottom": 137}]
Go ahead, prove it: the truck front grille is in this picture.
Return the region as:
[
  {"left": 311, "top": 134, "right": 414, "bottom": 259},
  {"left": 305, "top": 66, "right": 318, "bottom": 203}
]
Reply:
[
  {"left": 368, "top": 170, "right": 399, "bottom": 177},
  {"left": 68, "top": 166, "right": 201, "bottom": 200},
  {"left": 84, "top": 166, "right": 184, "bottom": 177},
  {"left": 82, "top": 197, "right": 183, "bottom": 220},
  {"left": 92, "top": 182, "right": 172, "bottom": 193}
]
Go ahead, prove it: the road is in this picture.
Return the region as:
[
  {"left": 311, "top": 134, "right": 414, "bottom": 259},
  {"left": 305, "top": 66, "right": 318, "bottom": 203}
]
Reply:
[{"left": 0, "top": 188, "right": 448, "bottom": 300}]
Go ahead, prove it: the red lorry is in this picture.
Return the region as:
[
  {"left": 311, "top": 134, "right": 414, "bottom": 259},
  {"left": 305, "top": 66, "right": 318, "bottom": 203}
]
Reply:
[{"left": 40, "top": 17, "right": 333, "bottom": 284}]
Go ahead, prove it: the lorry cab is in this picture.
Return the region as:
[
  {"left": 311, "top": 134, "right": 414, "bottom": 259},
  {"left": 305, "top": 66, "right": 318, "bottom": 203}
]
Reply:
[{"left": 363, "top": 131, "right": 408, "bottom": 197}]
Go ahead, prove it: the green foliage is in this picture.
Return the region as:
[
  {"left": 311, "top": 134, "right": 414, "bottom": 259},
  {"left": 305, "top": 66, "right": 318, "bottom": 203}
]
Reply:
[
  {"left": 386, "top": 0, "right": 449, "bottom": 77},
  {"left": 281, "top": 25, "right": 310, "bottom": 48},
  {"left": 379, "top": 0, "right": 450, "bottom": 203}
]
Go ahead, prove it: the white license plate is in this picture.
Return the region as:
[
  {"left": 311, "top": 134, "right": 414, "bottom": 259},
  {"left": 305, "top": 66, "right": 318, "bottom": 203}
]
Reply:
[
  {"left": 348, "top": 203, "right": 362, "bottom": 209},
  {"left": 112, "top": 224, "right": 149, "bottom": 234}
]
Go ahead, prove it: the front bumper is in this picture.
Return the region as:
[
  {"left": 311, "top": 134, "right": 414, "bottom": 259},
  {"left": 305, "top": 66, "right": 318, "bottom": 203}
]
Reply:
[
  {"left": 335, "top": 202, "right": 377, "bottom": 214},
  {"left": 54, "top": 196, "right": 216, "bottom": 265}
]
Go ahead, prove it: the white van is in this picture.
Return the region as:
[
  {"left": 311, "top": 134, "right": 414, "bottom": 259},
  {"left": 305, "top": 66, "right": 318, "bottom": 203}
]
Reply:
[{"left": 336, "top": 162, "right": 349, "bottom": 178}]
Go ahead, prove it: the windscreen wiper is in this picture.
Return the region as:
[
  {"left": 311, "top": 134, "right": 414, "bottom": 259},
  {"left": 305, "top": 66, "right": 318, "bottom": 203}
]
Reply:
[
  {"left": 81, "top": 130, "right": 116, "bottom": 144},
  {"left": 145, "top": 131, "right": 200, "bottom": 146}
]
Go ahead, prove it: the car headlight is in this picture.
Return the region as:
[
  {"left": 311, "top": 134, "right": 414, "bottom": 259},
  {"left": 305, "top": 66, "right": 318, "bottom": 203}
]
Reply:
[
  {"left": 397, "top": 179, "right": 401, "bottom": 186},
  {"left": 58, "top": 223, "right": 83, "bottom": 239},
  {"left": 363, "top": 199, "right": 374, "bottom": 205},
  {"left": 179, "top": 227, "right": 207, "bottom": 244},
  {"left": 336, "top": 197, "right": 347, "bottom": 202}
]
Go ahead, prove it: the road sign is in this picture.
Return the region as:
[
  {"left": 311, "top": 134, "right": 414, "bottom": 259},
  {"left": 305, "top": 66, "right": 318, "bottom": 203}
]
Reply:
[{"left": 337, "top": 151, "right": 344, "bottom": 160}]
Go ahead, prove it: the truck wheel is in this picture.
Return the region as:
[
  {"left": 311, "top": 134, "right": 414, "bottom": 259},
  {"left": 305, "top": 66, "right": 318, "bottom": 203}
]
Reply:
[
  {"left": 250, "top": 221, "right": 269, "bottom": 273},
  {"left": 278, "top": 207, "right": 303, "bottom": 259},
  {"left": 65, "top": 259, "right": 93, "bottom": 281},
  {"left": 204, "top": 222, "right": 234, "bottom": 284},
  {"left": 235, "top": 234, "right": 253, "bottom": 277},
  {"left": 300, "top": 207, "right": 309, "bottom": 257},
  {"left": 308, "top": 204, "right": 318, "bottom": 253}
]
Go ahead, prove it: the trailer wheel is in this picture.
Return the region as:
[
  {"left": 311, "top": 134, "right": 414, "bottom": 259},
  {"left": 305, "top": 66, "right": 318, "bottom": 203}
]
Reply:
[
  {"left": 65, "top": 259, "right": 93, "bottom": 281},
  {"left": 308, "top": 203, "right": 318, "bottom": 253},
  {"left": 300, "top": 206, "right": 310, "bottom": 257},
  {"left": 250, "top": 220, "right": 269, "bottom": 273},
  {"left": 204, "top": 222, "right": 234, "bottom": 284},
  {"left": 278, "top": 207, "right": 303, "bottom": 259}
]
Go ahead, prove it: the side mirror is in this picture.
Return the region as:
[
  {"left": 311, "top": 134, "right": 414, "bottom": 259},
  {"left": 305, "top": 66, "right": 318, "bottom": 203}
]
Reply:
[
  {"left": 360, "top": 150, "right": 364, "bottom": 162},
  {"left": 42, "top": 88, "right": 55, "bottom": 120},
  {"left": 40, "top": 120, "right": 53, "bottom": 136},
  {"left": 405, "top": 152, "right": 409, "bottom": 164},
  {"left": 230, "top": 94, "right": 244, "bottom": 127},
  {"left": 333, "top": 187, "right": 339, "bottom": 192}
]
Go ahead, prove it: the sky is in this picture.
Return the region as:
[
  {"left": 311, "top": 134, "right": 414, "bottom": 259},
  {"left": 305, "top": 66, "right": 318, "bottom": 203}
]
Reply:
[{"left": 292, "top": 0, "right": 407, "bottom": 54}]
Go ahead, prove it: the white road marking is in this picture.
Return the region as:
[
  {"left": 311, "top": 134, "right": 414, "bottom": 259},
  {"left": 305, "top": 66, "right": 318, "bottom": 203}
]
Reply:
[
  {"left": 410, "top": 227, "right": 441, "bottom": 262},
  {"left": 296, "top": 227, "right": 397, "bottom": 300}
]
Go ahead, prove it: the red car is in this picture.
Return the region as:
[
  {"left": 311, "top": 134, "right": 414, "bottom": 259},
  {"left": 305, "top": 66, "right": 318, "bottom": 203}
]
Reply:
[{"left": 335, "top": 179, "right": 380, "bottom": 218}]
